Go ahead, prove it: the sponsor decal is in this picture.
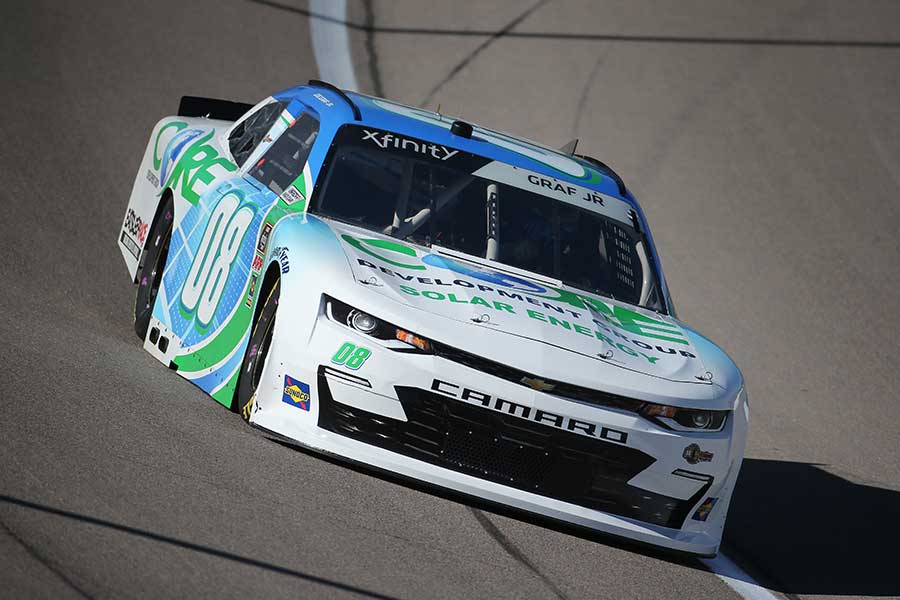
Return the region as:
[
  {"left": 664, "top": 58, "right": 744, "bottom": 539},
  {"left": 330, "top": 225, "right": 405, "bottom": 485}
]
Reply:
[
  {"left": 244, "top": 273, "right": 259, "bottom": 308},
  {"left": 146, "top": 169, "right": 159, "bottom": 187},
  {"left": 273, "top": 246, "right": 290, "bottom": 274},
  {"left": 241, "top": 396, "right": 255, "bottom": 420},
  {"left": 692, "top": 497, "right": 718, "bottom": 521},
  {"left": 370, "top": 96, "right": 606, "bottom": 184},
  {"left": 124, "top": 208, "right": 149, "bottom": 245},
  {"left": 282, "top": 375, "right": 311, "bottom": 410},
  {"left": 361, "top": 129, "right": 459, "bottom": 161},
  {"left": 120, "top": 230, "right": 140, "bottom": 260},
  {"left": 340, "top": 233, "right": 697, "bottom": 367},
  {"left": 280, "top": 185, "right": 305, "bottom": 206},
  {"left": 682, "top": 443, "right": 714, "bottom": 465},
  {"left": 352, "top": 263, "right": 693, "bottom": 365},
  {"left": 331, "top": 342, "right": 371, "bottom": 370},
  {"left": 251, "top": 254, "right": 264, "bottom": 272},
  {"left": 281, "top": 163, "right": 311, "bottom": 209},
  {"left": 432, "top": 379, "right": 628, "bottom": 444},
  {"left": 313, "top": 92, "right": 334, "bottom": 107},
  {"left": 257, "top": 222, "right": 273, "bottom": 254}
]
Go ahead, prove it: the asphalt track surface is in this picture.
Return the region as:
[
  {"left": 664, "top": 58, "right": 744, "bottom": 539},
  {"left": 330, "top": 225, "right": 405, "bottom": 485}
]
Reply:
[{"left": 2, "top": 1, "right": 899, "bottom": 598}]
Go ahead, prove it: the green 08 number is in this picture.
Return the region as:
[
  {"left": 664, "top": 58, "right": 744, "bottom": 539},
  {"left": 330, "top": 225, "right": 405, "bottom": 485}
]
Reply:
[{"left": 331, "top": 342, "right": 371, "bottom": 370}]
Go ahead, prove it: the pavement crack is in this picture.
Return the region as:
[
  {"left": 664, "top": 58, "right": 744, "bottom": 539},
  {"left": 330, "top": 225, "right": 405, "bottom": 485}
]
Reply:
[
  {"left": 469, "top": 507, "right": 570, "bottom": 600},
  {"left": 0, "top": 517, "right": 94, "bottom": 599},
  {"left": 419, "top": 0, "right": 549, "bottom": 108},
  {"left": 572, "top": 49, "right": 607, "bottom": 138}
]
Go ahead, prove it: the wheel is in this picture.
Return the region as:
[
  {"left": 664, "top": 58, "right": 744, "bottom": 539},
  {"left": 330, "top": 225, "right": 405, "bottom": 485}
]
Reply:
[
  {"left": 234, "top": 279, "right": 280, "bottom": 421},
  {"left": 133, "top": 196, "right": 174, "bottom": 340}
]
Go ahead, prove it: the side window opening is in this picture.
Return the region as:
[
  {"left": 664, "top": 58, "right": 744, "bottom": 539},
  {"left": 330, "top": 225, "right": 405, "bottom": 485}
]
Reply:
[
  {"left": 228, "top": 101, "right": 287, "bottom": 167},
  {"left": 249, "top": 112, "right": 320, "bottom": 195}
]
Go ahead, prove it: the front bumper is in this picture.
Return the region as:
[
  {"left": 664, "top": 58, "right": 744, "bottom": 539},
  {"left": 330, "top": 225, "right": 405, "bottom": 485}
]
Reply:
[{"left": 249, "top": 307, "right": 747, "bottom": 556}]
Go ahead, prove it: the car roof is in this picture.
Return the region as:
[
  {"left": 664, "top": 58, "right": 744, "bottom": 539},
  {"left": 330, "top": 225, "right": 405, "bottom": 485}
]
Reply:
[{"left": 273, "top": 83, "right": 637, "bottom": 207}]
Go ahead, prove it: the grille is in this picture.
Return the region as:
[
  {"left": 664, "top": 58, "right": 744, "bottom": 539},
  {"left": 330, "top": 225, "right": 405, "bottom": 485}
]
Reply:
[
  {"left": 318, "top": 371, "right": 708, "bottom": 529},
  {"left": 430, "top": 342, "right": 645, "bottom": 414}
]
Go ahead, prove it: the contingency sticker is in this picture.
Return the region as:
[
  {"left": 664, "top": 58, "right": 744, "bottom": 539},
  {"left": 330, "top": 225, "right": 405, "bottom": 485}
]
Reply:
[{"left": 282, "top": 375, "right": 311, "bottom": 411}]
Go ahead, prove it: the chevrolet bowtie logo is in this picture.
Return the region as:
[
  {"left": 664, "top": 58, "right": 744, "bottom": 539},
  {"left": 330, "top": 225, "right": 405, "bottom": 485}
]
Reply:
[{"left": 520, "top": 376, "right": 555, "bottom": 392}]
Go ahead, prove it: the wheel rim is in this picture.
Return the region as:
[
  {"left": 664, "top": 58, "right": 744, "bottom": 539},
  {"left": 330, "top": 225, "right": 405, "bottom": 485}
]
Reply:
[
  {"left": 241, "top": 289, "right": 277, "bottom": 420},
  {"left": 144, "top": 229, "right": 170, "bottom": 314}
]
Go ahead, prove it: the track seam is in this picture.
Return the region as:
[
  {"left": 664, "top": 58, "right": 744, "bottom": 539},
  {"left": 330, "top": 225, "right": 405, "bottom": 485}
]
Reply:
[
  {"left": 0, "top": 518, "right": 94, "bottom": 599},
  {"left": 250, "top": 1, "right": 900, "bottom": 48},
  {"left": 0, "top": 495, "right": 401, "bottom": 600},
  {"left": 469, "top": 508, "right": 571, "bottom": 600},
  {"left": 571, "top": 50, "right": 608, "bottom": 138}
]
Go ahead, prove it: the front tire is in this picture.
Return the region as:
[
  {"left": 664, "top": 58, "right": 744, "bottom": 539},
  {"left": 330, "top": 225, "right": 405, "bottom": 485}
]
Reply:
[
  {"left": 234, "top": 280, "right": 280, "bottom": 421},
  {"left": 133, "top": 196, "right": 174, "bottom": 340}
]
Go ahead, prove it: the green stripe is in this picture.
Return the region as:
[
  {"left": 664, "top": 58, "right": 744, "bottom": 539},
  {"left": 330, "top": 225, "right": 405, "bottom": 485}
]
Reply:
[
  {"left": 175, "top": 317, "right": 252, "bottom": 373},
  {"left": 211, "top": 366, "right": 240, "bottom": 409}
]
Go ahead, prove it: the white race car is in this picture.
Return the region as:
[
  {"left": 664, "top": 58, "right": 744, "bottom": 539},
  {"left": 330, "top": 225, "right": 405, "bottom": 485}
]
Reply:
[{"left": 119, "top": 81, "right": 748, "bottom": 557}]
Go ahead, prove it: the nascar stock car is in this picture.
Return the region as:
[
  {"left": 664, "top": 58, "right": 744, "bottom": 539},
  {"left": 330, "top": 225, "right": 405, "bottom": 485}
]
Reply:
[{"left": 118, "top": 80, "right": 747, "bottom": 556}]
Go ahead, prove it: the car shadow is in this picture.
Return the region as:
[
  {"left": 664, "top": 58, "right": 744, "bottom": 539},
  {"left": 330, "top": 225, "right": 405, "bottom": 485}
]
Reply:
[
  {"left": 267, "top": 437, "right": 900, "bottom": 596},
  {"left": 0, "top": 494, "right": 401, "bottom": 600},
  {"left": 265, "top": 437, "right": 707, "bottom": 569},
  {"left": 724, "top": 458, "right": 900, "bottom": 597}
]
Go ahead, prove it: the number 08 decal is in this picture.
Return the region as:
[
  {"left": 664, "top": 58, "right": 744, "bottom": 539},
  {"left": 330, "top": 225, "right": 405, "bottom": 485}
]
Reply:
[
  {"left": 181, "top": 192, "right": 255, "bottom": 326},
  {"left": 331, "top": 342, "right": 372, "bottom": 370}
]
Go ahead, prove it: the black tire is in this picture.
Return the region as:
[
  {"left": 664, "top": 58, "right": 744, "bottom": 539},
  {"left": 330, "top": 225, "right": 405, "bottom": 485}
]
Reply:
[
  {"left": 133, "top": 196, "right": 174, "bottom": 340},
  {"left": 234, "top": 280, "right": 280, "bottom": 421}
]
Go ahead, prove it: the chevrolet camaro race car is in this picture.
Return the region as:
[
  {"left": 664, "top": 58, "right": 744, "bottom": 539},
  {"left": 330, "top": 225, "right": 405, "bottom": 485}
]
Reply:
[{"left": 118, "top": 80, "right": 748, "bottom": 557}]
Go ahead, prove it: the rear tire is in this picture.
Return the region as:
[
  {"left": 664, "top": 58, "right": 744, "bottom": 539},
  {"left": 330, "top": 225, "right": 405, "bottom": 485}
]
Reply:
[
  {"left": 234, "top": 280, "right": 280, "bottom": 421},
  {"left": 133, "top": 196, "right": 174, "bottom": 340}
]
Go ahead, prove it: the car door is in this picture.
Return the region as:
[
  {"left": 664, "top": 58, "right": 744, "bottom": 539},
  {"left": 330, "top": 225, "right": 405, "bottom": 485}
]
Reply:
[{"left": 154, "top": 99, "right": 320, "bottom": 396}]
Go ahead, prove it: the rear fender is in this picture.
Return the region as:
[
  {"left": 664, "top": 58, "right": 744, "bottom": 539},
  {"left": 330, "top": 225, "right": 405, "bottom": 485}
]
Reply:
[{"left": 117, "top": 116, "right": 235, "bottom": 280}]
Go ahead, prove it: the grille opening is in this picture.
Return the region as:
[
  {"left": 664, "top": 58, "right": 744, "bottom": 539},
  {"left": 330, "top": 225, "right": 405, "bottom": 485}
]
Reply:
[{"left": 316, "top": 369, "right": 709, "bottom": 529}]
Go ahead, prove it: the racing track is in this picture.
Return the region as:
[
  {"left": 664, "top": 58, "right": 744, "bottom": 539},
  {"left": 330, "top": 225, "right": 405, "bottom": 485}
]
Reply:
[{"left": 2, "top": 1, "right": 900, "bottom": 599}]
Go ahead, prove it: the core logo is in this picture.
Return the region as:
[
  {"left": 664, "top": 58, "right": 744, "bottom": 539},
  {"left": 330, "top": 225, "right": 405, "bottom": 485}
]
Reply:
[
  {"left": 158, "top": 127, "right": 204, "bottom": 189},
  {"left": 152, "top": 120, "right": 237, "bottom": 206},
  {"left": 282, "top": 375, "right": 310, "bottom": 411},
  {"left": 361, "top": 129, "right": 459, "bottom": 161}
]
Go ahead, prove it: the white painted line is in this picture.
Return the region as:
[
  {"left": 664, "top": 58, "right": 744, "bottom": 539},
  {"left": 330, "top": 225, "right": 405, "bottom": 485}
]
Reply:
[
  {"left": 308, "top": 0, "right": 359, "bottom": 91},
  {"left": 703, "top": 554, "right": 782, "bottom": 600}
]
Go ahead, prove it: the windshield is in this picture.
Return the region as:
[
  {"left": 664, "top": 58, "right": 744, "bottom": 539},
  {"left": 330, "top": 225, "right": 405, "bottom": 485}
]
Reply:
[{"left": 310, "top": 125, "right": 665, "bottom": 312}]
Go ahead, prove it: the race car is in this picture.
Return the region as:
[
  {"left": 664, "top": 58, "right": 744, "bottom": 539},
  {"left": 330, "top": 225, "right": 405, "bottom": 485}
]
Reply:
[{"left": 118, "top": 80, "right": 748, "bottom": 557}]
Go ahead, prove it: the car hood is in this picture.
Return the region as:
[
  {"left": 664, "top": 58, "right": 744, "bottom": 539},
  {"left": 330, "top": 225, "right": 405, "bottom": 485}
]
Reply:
[{"left": 326, "top": 220, "right": 717, "bottom": 385}]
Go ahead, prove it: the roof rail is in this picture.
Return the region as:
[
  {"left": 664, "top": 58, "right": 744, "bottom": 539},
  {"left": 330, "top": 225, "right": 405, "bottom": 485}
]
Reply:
[
  {"left": 575, "top": 154, "right": 628, "bottom": 197},
  {"left": 307, "top": 79, "right": 361, "bottom": 121}
]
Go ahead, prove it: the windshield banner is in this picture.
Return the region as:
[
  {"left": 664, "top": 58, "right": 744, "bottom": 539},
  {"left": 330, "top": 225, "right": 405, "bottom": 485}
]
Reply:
[{"left": 472, "top": 162, "right": 633, "bottom": 225}]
